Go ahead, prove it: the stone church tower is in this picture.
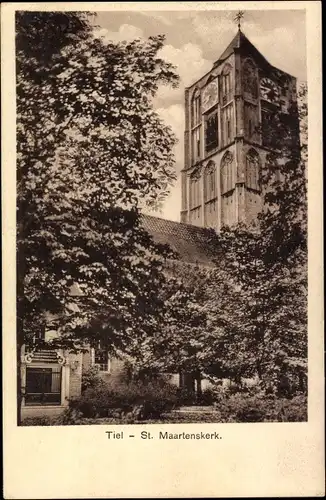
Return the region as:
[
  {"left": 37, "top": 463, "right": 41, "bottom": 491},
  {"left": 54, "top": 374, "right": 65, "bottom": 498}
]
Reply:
[{"left": 180, "top": 28, "right": 299, "bottom": 231}]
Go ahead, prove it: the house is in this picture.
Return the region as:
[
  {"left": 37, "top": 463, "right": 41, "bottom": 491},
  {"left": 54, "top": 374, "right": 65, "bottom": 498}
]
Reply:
[{"left": 19, "top": 26, "right": 300, "bottom": 421}]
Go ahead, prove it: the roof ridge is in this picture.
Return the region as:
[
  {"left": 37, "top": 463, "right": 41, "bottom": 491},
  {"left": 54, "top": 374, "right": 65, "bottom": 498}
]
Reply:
[
  {"left": 140, "top": 214, "right": 218, "bottom": 265},
  {"left": 141, "top": 213, "right": 214, "bottom": 234},
  {"left": 213, "top": 29, "right": 271, "bottom": 68}
]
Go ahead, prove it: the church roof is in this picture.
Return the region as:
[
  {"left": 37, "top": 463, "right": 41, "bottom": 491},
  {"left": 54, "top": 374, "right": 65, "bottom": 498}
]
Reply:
[
  {"left": 213, "top": 29, "right": 271, "bottom": 68},
  {"left": 141, "top": 215, "right": 217, "bottom": 266}
]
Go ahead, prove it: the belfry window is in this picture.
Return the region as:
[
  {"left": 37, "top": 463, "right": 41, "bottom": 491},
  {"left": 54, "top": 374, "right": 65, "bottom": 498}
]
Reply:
[
  {"left": 204, "top": 163, "right": 217, "bottom": 202},
  {"left": 205, "top": 111, "right": 218, "bottom": 153},
  {"left": 221, "top": 104, "right": 234, "bottom": 146},
  {"left": 190, "top": 170, "right": 201, "bottom": 208},
  {"left": 242, "top": 59, "right": 258, "bottom": 99},
  {"left": 221, "top": 64, "right": 233, "bottom": 104},
  {"left": 245, "top": 149, "right": 260, "bottom": 191},
  {"left": 220, "top": 151, "right": 234, "bottom": 195},
  {"left": 261, "top": 110, "right": 273, "bottom": 147},
  {"left": 191, "top": 89, "right": 202, "bottom": 164},
  {"left": 192, "top": 127, "right": 201, "bottom": 163},
  {"left": 248, "top": 119, "right": 252, "bottom": 137},
  {"left": 191, "top": 89, "right": 201, "bottom": 127}
]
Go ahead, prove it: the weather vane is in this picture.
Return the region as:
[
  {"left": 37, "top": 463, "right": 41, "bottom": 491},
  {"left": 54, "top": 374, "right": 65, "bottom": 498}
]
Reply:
[{"left": 234, "top": 10, "right": 245, "bottom": 31}]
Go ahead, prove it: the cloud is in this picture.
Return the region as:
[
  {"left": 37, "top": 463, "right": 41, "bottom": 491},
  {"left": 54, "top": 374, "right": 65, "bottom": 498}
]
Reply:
[
  {"left": 138, "top": 11, "right": 173, "bottom": 26},
  {"left": 191, "top": 13, "right": 306, "bottom": 80},
  {"left": 242, "top": 22, "right": 307, "bottom": 80},
  {"left": 155, "top": 42, "right": 212, "bottom": 103},
  {"left": 147, "top": 104, "right": 184, "bottom": 222},
  {"left": 156, "top": 104, "right": 184, "bottom": 170},
  {"left": 192, "top": 12, "right": 235, "bottom": 52},
  {"left": 93, "top": 24, "right": 144, "bottom": 44}
]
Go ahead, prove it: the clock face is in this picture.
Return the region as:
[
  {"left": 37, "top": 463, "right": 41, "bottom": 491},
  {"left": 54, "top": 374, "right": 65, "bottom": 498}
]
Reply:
[
  {"left": 202, "top": 80, "right": 219, "bottom": 112},
  {"left": 260, "top": 77, "right": 279, "bottom": 103}
]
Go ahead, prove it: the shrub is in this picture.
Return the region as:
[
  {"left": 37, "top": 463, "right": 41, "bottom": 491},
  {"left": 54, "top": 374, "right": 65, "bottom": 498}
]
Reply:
[
  {"left": 175, "top": 387, "right": 197, "bottom": 406},
  {"left": 212, "top": 392, "right": 307, "bottom": 423},
  {"left": 265, "top": 394, "right": 307, "bottom": 422},
  {"left": 21, "top": 416, "right": 51, "bottom": 426},
  {"left": 81, "top": 366, "right": 105, "bottom": 392},
  {"left": 53, "top": 407, "right": 84, "bottom": 425},
  {"left": 69, "top": 379, "right": 182, "bottom": 420},
  {"left": 197, "top": 388, "right": 215, "bottom": 406}
]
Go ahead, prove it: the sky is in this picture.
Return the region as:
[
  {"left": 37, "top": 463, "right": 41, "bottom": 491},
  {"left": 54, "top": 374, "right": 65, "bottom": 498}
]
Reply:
[{"left": 94, "top": 9, "right": 307, "bottom": 222}]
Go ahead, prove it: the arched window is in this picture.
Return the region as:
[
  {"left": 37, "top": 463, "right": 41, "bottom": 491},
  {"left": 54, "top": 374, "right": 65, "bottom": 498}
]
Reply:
[
  {"left": 191, "top": 88, "right": 201, "bottom": 127},
  {"left": 192, "top": 127, "right": 201, "bottom": 163},
  {"left": 220, "top": 151, "right": 234, "bottom": 195},
  {"left": 243, "top": 58, "right": 258, "bottom": 99},
  {"left": 205, "top": 111, "right": 218, "bottom": 153},
  {"left": 191, "top": 88, "right": 202, "bottom": 164},
  {"left": 221, "top": 64, "right": 233, "bottom": 104},
  {"left": 190, "top": 169, "right": 201, "bottom": 208},
  {"left": 204, "top": 162, "right": 217, "bottom": 202},
  {"left": 246, "top": 149, "right": 260, "bottom": 191}
]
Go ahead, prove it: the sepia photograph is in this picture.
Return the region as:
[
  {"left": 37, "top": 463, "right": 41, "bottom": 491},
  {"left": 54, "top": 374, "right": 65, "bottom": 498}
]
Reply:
[
  {"left": 3, "top": 2, "right": 324, "bottom": 498},
  {"left": 14, "top": 6, "right": 310, "bottom": 428}
]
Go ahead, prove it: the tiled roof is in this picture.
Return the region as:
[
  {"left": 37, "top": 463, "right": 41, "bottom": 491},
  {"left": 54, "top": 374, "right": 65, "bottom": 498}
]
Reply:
[
  {"left": 141, "top": 214, "right": 218, "bottom": 266},
  {"left": 214, "top": 29, "right": 271, "bottom": 67}
]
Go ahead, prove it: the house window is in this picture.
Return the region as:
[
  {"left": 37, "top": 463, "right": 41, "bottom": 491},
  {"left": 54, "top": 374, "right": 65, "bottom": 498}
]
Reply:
[
  {"left": 220, "top": 151, "right": 234, "bottom": 195},
  {"left": 25, "top": 366, "right": 62, "bottom": 406},
  {"left": 93, "top": 347, "right": 110, "bottom": 372},
  {"left": 246, "top": 149, "right": 260, "bottom": 191},
  {"left": 205, "top": 112, "right": 218, "bottom": 153}
]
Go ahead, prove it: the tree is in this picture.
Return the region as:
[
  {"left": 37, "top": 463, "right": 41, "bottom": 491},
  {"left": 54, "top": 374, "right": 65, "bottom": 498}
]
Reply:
[
  {"left": 16, "top": 11, "right": 179, "bottom": 420},
  {"left": 127, "top": 257, "right": 244, "bottom": 395},
  {"left": 216, "top": 82, "right": 308, "bottom": 396},
  {"left": 127, "top": 84, "right": 308, "bottom": 401}
]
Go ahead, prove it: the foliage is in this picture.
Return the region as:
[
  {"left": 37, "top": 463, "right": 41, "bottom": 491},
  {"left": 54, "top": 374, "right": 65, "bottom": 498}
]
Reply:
[
  {"left": 81, "top": 365, "right": 105, "bottom": 391},
  {"left": 16, "top": 11, "right": 179, "bottom": 356},
  {"left": 212, "top": 392, "right": 307, "bottom": 423},
  {"left": 20, "top": 391, "right": 307, "bottom": 425},
  {"left": 54, "top": 407, "right": 85, "bottom": 425},
  {"left": 210, "top": 83, "right": 308, "bottom": 394},
  {"left": 197, "top": 388, "right": 215, "bottom": 406},
  {"left": 127, "top": 83, "right": 308, "bottom": 398},
  {"left": 21, "top": 416, "right": 52, "bottom": 426},
  {"left": 69, "top": 379, "right": 182, "bottom": 420},
  {"left": 127, "top": 258, "right": 246, "bottom": 387}
]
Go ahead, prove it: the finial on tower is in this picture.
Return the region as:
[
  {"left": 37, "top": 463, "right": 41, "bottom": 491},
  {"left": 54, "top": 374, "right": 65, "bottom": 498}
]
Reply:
[{"left": 234, "top": 10, "right": 244, "bottom": 31}]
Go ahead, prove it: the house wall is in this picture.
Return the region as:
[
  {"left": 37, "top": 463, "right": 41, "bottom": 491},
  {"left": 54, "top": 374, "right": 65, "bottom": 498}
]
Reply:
[
  {"left": 20, "top": 349, "right": 83, "bottom": 421},
  {"left": 82, "top": 347, "right": 127, "bottom": 384}
]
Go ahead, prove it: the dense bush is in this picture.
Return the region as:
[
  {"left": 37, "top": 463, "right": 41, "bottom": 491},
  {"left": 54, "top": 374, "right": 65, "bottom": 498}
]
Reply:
[
  {"left": 197, "top": 388, "right": 215, "bottom": 406},
  {"left": 81, "top": 366, "right": 105, "bottom": 391},
  {"left": 213, "top": 392, "right": 307, "bottom": 423},
  {"left": 21, "top": 416, "right": 52, "bottom": 426},
  {"left": 69, "top": 379, "right": 182, "bottom": 420}
]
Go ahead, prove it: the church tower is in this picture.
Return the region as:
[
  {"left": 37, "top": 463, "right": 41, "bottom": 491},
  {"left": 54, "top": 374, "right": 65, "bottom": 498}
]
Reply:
[{"left": 180, "top": 24, "right": 299, "bottom": 231}]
